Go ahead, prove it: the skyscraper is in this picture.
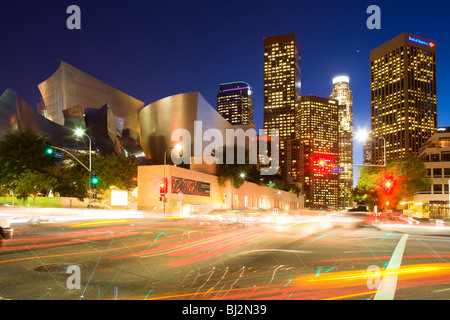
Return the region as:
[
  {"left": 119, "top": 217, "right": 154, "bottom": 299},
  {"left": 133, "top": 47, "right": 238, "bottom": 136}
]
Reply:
[
  {"left": 330, "top": 76, "right": 353, "bottom": 209},
  {"left": 263, "top": 33, "right": 301, "bottom": 138},
  {"left": 217, "top": 82, "right": 254, "bottom": 125},
  {"left": 263, "top": 33, "right": 301, "bottom": 180},
  {"left": 370, "top": 33, "right": 437, "bottom": 165},
  {"left": 298, "top": 96, "right": 339, "bottom": 209}
]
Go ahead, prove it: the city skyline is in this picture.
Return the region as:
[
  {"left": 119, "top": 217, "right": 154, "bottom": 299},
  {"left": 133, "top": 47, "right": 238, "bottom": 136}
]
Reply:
[
  {"left": 1, "top": 0, "right": 450, "bottom": 185},
  {"left": 2, "top": 1, "right": 450, "bottom": 304}
]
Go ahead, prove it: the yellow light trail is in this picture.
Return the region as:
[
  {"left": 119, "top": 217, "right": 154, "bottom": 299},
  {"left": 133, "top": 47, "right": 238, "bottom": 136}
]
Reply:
[
  {"left": 295, "top": 264, "right": 450, "bottom": 286},
  {"left": 70, "top": 220, "right": 135, "bottom": 228},
  {"left": 324, "top": 290, "right": 378, "bottom": 300}
]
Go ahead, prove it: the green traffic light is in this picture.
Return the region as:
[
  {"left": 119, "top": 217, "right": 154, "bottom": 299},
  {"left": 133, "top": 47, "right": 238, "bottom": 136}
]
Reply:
[
  {"left": 45, "top": 147, "right": 54, "bottom": 155},
  {"left": 91, "top": 175, "right": 99, "bottom": 185}
]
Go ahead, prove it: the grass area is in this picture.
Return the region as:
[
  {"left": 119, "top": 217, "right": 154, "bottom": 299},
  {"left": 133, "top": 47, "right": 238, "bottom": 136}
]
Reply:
[{"left": 0, "top": 197, "right": 61, "bottom": 208}]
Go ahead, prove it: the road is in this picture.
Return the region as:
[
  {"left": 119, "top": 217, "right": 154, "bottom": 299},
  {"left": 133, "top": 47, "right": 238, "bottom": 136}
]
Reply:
[{"left": 1, "top": 207, "right": 450, "bottom": 300}]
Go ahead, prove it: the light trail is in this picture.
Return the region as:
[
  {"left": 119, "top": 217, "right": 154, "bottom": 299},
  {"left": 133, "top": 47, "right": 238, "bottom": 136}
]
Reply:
[{"left": 70, "top": 220, "right": 136, "bottom": 228}]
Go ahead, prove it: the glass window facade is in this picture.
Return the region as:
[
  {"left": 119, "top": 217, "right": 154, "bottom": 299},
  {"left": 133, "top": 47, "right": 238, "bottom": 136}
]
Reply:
[{"left": 370, "top": 33, "right": 437, "bottom": 165}]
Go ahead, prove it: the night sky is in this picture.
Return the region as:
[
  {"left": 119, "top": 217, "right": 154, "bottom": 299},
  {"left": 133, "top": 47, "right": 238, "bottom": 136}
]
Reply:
[{"left": 1, "top": 0, "right": 449, "bottom": 184}]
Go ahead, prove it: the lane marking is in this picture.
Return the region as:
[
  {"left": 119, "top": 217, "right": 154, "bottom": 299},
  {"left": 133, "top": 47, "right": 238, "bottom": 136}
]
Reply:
[{"left": 374, "top": 234, "right": 409, "bottom": 300}]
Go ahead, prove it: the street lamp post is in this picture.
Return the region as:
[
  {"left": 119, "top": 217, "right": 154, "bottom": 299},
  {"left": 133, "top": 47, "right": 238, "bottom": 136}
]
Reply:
[
  {"left": 231, "top": 173, "right": 246, "bottom": 210},
  {"left": 356, "top": 129, "right": 386, "bottom": 168},
  {"left": 163, "top": 144, "right": 182, "bottom": 214},
  {"left": 75, "top": 129, "right": 92, "bottom": 208},
  {"left": 356, "top": 129, "right": 388, "bottom": 212}
]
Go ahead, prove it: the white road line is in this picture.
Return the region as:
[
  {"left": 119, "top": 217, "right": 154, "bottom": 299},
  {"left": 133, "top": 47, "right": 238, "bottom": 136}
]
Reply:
[{"left": 374, "top": 234, "right": 409, "bottom": 300}]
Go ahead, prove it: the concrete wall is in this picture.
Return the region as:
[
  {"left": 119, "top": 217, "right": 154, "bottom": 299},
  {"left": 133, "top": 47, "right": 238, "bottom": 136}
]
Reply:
[{"left": 137, "top": 165, "right": 304, "bottom": 213}]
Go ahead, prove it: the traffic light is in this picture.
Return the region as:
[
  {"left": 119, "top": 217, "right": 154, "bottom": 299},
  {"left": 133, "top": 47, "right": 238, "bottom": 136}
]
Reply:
[
  {"left": 159, "top": 178, "right": 168, "bottom": 194},
  {"left": 315, "top": 158, "right": 331, "bottom": 173},
  {"left": 45, "top": 143, "right": 54, "bottom": 156},
  {"left": 384, "top": 180, "right": 394, "bottom": 194},
  {"left": 91, "top": 173, "right": 99, "bottom": 187},
  {"left": 159, "top": 178, "right": 168, "bottom": 202}
]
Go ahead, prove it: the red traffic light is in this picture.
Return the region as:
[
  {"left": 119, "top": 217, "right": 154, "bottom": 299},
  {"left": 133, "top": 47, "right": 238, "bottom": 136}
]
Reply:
[
  {"left": 159, "top": 178, "right": 168, "bottom": 194},
  {"left": 384, "top": 180, "right": 394, "bottom": 194},
  {"left": 314, "top": 157, "right": 331, "bottom": 172}
]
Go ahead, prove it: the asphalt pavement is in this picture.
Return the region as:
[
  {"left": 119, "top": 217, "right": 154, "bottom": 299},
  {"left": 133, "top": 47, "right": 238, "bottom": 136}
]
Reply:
[{"left": 2, "top": 207, "right": 450, "bottom": 300}]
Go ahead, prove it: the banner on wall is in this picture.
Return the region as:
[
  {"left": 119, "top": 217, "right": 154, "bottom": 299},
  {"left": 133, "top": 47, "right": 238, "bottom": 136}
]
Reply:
[{"left": 171, "top": 177, "right": 210, "bottom": 197}]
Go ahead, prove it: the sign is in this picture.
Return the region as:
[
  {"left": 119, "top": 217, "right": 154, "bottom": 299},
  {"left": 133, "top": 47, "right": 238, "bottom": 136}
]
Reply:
[
  {"left": 54, "top": 152, "right": 64, "bottom": 159},
  {"left": 408, "top": 36, "right": 435, "bottom": 48},
  {"left": 332, "top": 167, "right": 345, "bottom": 173},
  {"left": 171, "top": 177, "right": 210, "bottom": 197}
]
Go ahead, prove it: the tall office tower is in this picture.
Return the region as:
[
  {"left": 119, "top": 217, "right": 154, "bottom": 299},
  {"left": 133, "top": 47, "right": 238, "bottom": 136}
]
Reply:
[
  {"left": 299, "top": 96, "right": 339, "bottom": 209},
  {"left": 217, "top": 82, "right": 254, "bottom": 125},
  {"left": 370, "top": 33, "right": 437, "bottom": 165},
  {"left": 263, "top": 33, "right": 301, "bottom": 181},
  {"left": 329, "top": 76, "right": 354, "bottom": 209}
]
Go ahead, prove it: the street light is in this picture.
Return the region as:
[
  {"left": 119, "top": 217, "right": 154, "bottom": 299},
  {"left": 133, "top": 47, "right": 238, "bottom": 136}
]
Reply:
[
  {"left": 356, "top": 128, "right": 388, "bottom": 211},
  {"left": 356, "top": 128, "right": 386, "bottom": 168},
  {"left": 74, "top": 128, "right": 92, "bottom": 208},
  {"left": 231, "top": 172, "right": 246, "bottom": 210},
  {"left": 163, "top": 144, "right": 183, "bottom": 213}
]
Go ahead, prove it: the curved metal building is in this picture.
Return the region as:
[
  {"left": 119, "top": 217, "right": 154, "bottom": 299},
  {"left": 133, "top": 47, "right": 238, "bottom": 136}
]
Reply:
[
  {"left": 38, "top": 61, "right": 145, "bottom": 134},
  {"left": 139, "top": 92, "right": 255, "bottom": 165}
]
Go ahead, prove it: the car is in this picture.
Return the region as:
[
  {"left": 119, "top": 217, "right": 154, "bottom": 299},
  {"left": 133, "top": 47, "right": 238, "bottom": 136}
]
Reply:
[
  {"left": 0, "top": 202, "right": 13, "bottom": 207},
  {"left": 0, "top": 218, "right": 14, "bottom": 246}
]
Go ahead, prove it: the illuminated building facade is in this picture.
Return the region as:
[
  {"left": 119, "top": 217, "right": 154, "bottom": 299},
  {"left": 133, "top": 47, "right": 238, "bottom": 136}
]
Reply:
[
  {"left": 217, "top": 82, "right": 254, "bottom": 125},
  {"left": 263, "top": 33, "right": 301, "bottom": 181},
  {"left": 299, "top": 96, "right": 339, "bottom": 209},
  {"left": 329, "top": 76, "right": 354, "bottom": 209},
  {"left": 401, "top": 127, "right": 450, "bottom": 219},
  {"left": 370, "top": 33, "right": 437, "bottom": 165}
]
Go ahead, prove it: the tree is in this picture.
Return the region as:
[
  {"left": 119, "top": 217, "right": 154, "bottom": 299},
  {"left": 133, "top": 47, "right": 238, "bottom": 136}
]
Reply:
[
  {"left": 54, "top": 152, "right": 139, "bottom": 200},
  {"left": 214, "top": 144, "right": 302, "bottom": 196},
  {"left": 16, "top": 170, "right": 58, "bottom": 206},
  {"left": 0, "top": 131, "right": 57, "bottom": 196},
  {"left": 51, "top": 160, "right": 90, "bottom": 201},
  {"left": 353, "top": 154, "right": 431, "bottom": 209},
  {"left": 0, "top": 131, "right": 56, "bottom": 178},
  {"left": 215, "top": 145, "right": 263, "bottom": 189}
]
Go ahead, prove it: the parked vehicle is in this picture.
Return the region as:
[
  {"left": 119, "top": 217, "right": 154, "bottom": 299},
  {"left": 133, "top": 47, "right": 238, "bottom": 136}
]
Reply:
[{"left": 0, "top": 218, "right": 14, "bottom": 247}]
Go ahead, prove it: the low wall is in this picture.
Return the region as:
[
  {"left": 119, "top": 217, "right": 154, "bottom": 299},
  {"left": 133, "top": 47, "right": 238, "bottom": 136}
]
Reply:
[
  {"left": 137, "top": 165, "right": 304, "bottom": 213},
  {"left": 0, "top": 197, "right": 88, "bottom": 208}
]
